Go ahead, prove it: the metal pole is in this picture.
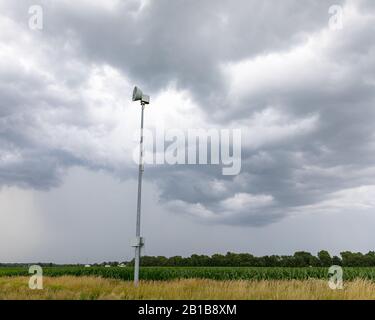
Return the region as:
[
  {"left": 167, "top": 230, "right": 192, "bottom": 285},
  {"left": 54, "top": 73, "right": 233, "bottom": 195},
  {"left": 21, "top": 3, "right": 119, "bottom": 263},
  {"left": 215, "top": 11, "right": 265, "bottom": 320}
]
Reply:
[{"left": 134, "top": 102, "right": 145, "bottom": 286}]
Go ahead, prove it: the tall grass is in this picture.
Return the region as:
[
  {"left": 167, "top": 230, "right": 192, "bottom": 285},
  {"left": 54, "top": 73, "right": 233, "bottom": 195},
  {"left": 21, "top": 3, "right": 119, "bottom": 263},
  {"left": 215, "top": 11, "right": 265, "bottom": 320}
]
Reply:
[{"left": 1, "top": 276, "right": 375, "bottom": 300}]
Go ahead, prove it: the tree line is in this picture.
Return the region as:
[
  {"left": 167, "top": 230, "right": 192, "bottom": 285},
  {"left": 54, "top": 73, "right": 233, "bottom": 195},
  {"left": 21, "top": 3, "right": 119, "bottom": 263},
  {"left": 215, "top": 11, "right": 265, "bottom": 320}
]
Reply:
[
  {"left": 3, "top": 251, "right": 375, "bottom": 267},
  {"left": 126, "top": 251, "right": 375, "bottom": 267}
]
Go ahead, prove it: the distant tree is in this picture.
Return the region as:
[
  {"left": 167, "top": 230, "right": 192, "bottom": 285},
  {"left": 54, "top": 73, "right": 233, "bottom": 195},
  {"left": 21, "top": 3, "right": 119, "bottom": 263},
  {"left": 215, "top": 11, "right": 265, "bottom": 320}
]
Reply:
[
  {"left": 267, "top": 255, "right": 282, "bottom": 267},
  {"left": 294, "top": 252, "right": 319, "bottom": 267},
  {"left": 332, "top": 256, "right": 342, "bottom": 266},
  {"left": 168, "top": 256, "right": 184, "bottom": 266},
  {"left": 211, "top": 254, "right": 226, "bottom": 266},
  {"left": 341, "top": 251, "right": 364, "bottom": 267},
  {"left": 157, "top": 256, "right": 168, "bottom": 266},
  {"left": 364, "top": 251, "right": 375, "bottom": 267},
  {"left": 280, "top": 255, "right": 295, "bottom": 267},
  {"left": 318, "top": 250, "right": 332, "bottom": 267},
  {"left": 238, "top": 253, "right": 256, "bottom": 266},
  {"left": 225, "top": 252, "right": 241, "bottom": 266},
  {"left": 190, "top": 254, "right": 204, "bottom": 266}
]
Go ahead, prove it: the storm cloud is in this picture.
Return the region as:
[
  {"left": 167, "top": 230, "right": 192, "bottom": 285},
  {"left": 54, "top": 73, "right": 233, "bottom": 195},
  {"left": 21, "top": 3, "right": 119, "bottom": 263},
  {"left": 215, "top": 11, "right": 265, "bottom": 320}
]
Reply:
[{"left": 1, "top": 0, "right": 375, "bottom": 229}]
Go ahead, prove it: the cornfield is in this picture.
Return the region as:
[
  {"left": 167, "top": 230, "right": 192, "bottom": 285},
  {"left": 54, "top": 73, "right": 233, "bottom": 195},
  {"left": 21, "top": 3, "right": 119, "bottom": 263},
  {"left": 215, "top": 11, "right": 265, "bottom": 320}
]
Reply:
[{"left": 2, "top": 266, "right": 375, "bottom": 281}]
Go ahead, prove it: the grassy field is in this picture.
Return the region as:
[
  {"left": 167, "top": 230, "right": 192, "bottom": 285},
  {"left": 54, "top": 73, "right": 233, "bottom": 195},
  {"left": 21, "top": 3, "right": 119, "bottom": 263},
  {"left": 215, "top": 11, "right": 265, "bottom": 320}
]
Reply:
[
  {"left": 1, "top": 276, "right": 375, "bottom": 300},
  {"left": 1, "top": 266, "right": 375, "bottom": 300},
  {"left": 2, "top": 266, "right": 375, "bottom": 281}
]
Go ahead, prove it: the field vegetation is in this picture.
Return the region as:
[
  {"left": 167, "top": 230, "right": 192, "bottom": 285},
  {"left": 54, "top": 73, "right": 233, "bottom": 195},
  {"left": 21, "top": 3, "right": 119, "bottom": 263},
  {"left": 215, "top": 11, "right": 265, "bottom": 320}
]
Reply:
[
  {"left": 2, "top": 250, "right": 375, "bottom": 300},
  {"left": 1, "top": 277, "right": 375, "bottom": 300},
  {"left": 2, "top": 266, "right": 375, "bottom": 281}
]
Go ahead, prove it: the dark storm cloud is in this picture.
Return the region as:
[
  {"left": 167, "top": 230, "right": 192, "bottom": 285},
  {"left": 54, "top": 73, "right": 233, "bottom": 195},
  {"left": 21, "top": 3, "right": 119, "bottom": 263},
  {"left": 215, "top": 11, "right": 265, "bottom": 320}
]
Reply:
[
  {"left": 1, "top": 0, "right": 375, "bottom": 226},
  {"left": 4, "top": 0, "right": 342, "bottom": 102},
  {"left": 79, "top": 0, "right": 335, "bottom": 100}
]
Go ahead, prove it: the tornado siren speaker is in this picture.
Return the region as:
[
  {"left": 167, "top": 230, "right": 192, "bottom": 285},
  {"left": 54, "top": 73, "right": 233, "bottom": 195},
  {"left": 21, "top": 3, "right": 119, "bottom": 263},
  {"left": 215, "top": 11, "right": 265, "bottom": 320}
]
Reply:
[{"left": 132, "top": 86, "right": 143, "bottom": 102}]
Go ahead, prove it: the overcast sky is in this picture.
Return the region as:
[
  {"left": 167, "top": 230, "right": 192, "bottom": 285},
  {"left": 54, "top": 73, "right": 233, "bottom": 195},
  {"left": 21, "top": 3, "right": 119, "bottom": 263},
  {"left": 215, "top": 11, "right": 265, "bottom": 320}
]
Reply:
[{"left": 1, "top": 0, "right": 375, "bottom": 263}]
